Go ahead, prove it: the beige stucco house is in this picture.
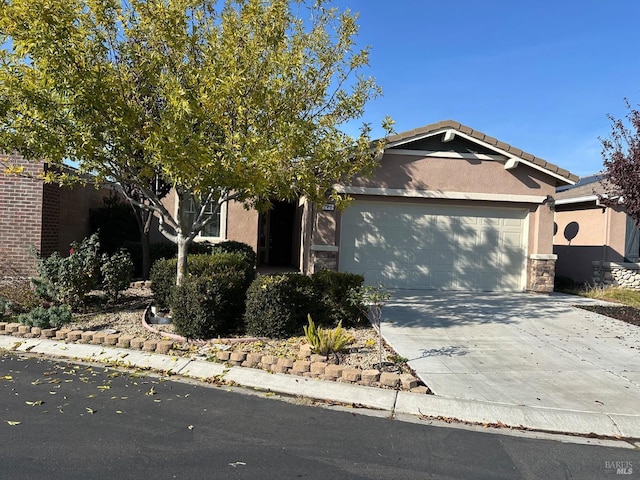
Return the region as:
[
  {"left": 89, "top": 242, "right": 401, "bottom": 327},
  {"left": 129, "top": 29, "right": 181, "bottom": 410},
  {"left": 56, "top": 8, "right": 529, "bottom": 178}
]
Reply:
[
  {"left": 189, "top": 120, "right": 578, "bottom": 293},
  {"left": 554, "top": 175, "right": 640, "bottom": 286}
]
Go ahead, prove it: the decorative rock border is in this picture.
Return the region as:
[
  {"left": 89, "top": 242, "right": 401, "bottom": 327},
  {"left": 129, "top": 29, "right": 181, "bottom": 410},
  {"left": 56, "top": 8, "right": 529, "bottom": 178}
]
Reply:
[
  {"left": 593, "top": 261, "right": 640, "bottom": 290},
  {"left": 0, "top": 320, "right": 428, "bottom": 394}
]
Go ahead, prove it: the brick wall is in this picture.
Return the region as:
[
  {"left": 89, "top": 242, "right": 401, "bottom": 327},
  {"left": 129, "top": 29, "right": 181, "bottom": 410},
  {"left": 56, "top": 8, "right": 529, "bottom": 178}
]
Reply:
[
  {"left": 0, "top": 154, "right": 46, "bottom": 281},
  {"left": 1, "top": 155, "right": 112, "bottom": 283},
  {"left": 41, "top": 180, "right": 61, "bottom": 258}
]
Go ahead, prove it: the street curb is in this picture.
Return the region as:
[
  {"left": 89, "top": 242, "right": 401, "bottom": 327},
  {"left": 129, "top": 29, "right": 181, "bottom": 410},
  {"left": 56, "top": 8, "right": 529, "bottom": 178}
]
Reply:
[{"left": 1, "top": 335, "right": 639, "bottom": 440}]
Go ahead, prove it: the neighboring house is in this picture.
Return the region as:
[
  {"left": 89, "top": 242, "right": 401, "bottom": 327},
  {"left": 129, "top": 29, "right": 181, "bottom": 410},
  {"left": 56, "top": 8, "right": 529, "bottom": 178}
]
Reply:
[
  {"left": 554, "top": 175, "right": 640, "bottom": 286},
  {"left": 187, "top": 120, "right": 578, "bottom": 293},
  {"left": 0, "top": 153, "right": 112, "bottom": 282}
]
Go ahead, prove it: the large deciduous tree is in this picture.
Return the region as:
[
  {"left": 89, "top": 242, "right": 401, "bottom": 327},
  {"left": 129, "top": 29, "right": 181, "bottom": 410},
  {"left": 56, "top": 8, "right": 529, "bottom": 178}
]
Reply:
[
  {"left": 600, "top": 99, "right": 640, "bottom": 226},
  {"left": 0, "top": 0, "right": 392, "bottom": 285}
]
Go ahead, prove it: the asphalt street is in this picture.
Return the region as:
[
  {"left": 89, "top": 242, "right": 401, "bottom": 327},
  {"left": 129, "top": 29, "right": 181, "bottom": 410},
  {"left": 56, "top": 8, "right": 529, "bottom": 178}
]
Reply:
[{"left": 0, "top": 353, "right": 638, "bottom": 480}]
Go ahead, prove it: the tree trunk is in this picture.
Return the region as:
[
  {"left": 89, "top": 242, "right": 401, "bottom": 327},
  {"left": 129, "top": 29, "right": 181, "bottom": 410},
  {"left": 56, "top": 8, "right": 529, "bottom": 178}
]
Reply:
[
  {"left": 140, "top": 210, "right": 155, "bottom": 280},
  {"left": 176, "top": 234, "right": 190, "bottom": 286},
  {"left": 140, "top": 230, "right": 151, "bottom": 280}
]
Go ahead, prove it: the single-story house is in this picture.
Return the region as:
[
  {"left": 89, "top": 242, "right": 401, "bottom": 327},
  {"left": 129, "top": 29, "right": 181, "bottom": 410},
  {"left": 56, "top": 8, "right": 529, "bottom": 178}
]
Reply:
[
  {"left": 554, "top": 175, "right": 640, "bottom": 287},
  {"left": 0, "top": 153, "right": 113, "bottom": 282},
  {"left": 189, "top": 120, "right": 578, "bottom": 293}
]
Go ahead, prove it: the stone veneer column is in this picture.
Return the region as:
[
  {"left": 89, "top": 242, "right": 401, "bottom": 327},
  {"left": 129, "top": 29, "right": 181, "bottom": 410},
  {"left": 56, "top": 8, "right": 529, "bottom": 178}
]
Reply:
[
  {"left": 528, "top": 254, "right": 556, "bottom": 293},
  {"left": 310, "top": 246, "right": 339, "bottom": 273}
]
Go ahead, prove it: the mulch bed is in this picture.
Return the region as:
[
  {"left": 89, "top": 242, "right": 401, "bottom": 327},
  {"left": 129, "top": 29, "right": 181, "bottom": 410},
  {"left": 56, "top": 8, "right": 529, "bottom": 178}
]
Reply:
[{"left": 574, "top": 305, "right": 640, "bottom": 327}]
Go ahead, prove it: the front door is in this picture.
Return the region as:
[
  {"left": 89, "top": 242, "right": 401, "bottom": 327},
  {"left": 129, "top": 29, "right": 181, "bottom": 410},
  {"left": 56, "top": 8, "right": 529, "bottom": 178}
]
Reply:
[{"left": 258, "top": 201, "right": 296, "bottom": 266}]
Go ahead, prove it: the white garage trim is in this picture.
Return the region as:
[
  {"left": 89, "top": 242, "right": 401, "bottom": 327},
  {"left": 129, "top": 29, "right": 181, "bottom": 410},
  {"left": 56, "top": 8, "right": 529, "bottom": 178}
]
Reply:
[
  {"left": 334, "top": 185, "right": 546, "bottom": 204},
  {"left": 339, "top": 201, "right": 529, "bottom": 292}
]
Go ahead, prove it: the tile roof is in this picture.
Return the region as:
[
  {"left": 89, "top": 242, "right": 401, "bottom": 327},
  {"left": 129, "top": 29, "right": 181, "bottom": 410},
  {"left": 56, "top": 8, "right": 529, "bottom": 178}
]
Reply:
[{"left": 380, "top": 119, "right": 579, "bottom": 184}]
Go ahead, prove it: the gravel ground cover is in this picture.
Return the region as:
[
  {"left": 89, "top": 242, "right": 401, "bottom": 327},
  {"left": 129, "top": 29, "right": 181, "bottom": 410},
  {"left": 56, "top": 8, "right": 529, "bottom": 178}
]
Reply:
[{"left": 68, "top": 285, "right": 413, "bottom": 375}]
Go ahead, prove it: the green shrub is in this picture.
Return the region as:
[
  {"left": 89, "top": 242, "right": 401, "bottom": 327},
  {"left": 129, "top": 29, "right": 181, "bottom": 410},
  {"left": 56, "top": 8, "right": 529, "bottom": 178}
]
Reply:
[
  {"left": 0, "top": 281, "right": 41, "bottom": 314},
  {"left": 18, "top": 305, "right": 73, "bottom": 329},
  {"left": 303, "top": 315, "right": 354, "bottom": 355},
  {"left": 151, "top": 251, "right": 255, "bottom": 309},
  {"left": 100, "top": 249, "right": 134, "bottom": 302},
  {"left": 149, "top": 257, "right": 178, "bottom": 309},
  {"left": 211, "top": 241, "right": 257, "bottom": 266},
  {"left": 311, "top": 270, "right": 365, "bottom": 327},
  {"left": 31, "top": 234, "right": 101, "bottom": 310},
  {"left": 169, "top": 253, "right": 255, "bottom": 339},
  {"left": 0, "top": 297, "right": 13, "bottom": 321},
  {"left": 171, "top": 265, "right": 252, "bottom": 339},
  {"left": 244, "top": 274, "right": 324, "bottom": 338}
]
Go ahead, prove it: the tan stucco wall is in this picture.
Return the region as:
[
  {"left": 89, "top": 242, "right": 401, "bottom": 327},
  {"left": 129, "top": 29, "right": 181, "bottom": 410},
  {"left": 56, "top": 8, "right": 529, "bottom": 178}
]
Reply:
[
  {"left": 226, "top": 200, "right": 259, "bottom": 252},
  {"left": 554, "top": 205, "right": 626, "bottom": 254},
  {"left": 553, "top": 204, "right": 628, "bottom": 282},
  {"left": 351, "top": 153, "right": 557, "bottom": 197}
]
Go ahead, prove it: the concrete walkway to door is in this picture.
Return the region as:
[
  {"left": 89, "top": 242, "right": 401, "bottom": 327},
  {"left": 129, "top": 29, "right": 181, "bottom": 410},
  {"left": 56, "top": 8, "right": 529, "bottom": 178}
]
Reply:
[{"left": 381, "top": 292, "right": 640, "bottom": 416}]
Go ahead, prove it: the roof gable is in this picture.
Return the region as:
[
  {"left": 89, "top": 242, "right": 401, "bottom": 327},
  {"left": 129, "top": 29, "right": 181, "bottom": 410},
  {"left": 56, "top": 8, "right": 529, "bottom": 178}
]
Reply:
[{"left": 381, "top": 120, "right": 578, "bottom": 185}]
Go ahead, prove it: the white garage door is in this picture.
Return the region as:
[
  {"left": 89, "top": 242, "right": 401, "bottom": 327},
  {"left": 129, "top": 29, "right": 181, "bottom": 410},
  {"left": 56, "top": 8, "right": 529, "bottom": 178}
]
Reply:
[{"left": 339, "top": 201, "right": 527, "bottom": 291}]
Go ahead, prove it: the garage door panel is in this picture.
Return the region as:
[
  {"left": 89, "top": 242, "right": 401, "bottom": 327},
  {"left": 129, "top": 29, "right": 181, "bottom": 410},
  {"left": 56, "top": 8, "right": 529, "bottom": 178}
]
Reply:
[{"left": 340, "top": 201, "right": 527, "bottom": 291}]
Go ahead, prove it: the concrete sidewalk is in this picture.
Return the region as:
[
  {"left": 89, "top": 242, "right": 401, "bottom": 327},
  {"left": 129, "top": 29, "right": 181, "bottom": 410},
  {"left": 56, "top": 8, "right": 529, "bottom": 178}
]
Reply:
[
  {"left": 1, "top": 334, "right": 639, "bottom": 440},
  {"left": 381, "top": 292, "right": 640, "bottom": 419}
]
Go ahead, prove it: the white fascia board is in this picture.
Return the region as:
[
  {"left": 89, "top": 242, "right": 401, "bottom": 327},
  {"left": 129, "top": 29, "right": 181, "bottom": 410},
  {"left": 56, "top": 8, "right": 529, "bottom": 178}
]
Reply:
[
  {"left": 384, "top": 129, "right": 576, "bottom": 185},
  {"left": 554, "top": 195, "right": 599, "bottom": 206},
  {"left": 384, "top": 129, "right": 446, "bottom": 149},
  {"left": 448, "top": 131, "right": 576, "bottom": 185},
  {"left": 387, "top": 149, "right": 504, "bottom": 161},
  {"left": 334, "top": 186, "right": 547, "bottom": 204}
]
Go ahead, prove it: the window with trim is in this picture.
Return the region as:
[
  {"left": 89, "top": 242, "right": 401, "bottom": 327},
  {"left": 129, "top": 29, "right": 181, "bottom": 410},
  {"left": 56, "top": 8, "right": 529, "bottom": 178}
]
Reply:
[{"left": 185, "top": 198, "right": 225, "bottom": 240}]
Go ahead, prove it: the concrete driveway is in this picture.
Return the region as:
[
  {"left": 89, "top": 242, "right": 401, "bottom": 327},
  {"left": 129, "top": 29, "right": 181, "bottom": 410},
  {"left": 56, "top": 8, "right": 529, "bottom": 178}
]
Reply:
[{"left": 381, "top": 292, "right": 640, "bottom": 415}]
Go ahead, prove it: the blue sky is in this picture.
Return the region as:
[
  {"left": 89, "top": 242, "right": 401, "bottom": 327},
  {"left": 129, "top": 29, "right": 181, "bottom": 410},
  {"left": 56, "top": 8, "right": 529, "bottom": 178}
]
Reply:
[{"left": 334, "top": 0, "right": 640, "bottom": 177}]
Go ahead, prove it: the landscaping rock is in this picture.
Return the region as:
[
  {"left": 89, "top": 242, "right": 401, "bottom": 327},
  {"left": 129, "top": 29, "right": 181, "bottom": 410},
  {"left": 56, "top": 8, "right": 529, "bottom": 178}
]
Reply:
[
  {"left": 380, "top": 372, "right": 400, "bottom": 388},
  {"left": 116, "top": 334, "right": 134, "bottom": 348},
  {"left": 142, "top": 339, "right": 158, "bottom": 352},
  {"left": 41, "top": 328, "right": 56, "bottom": 338},
  {"left": 156, "top": 340, "right": 173, "bottom": 354},
  {"left": 105, "top": 334, "right": 120, "bottom": 346},
  {"left": 244, "top": 353, "right": 262, "bottom": 367},
  {"left": 216, "top": 351, "right": 231, "bottom": 362},
  {"left": 130, "top": 337, "right": 146, "bottom": 349},
  {"left": 310, "top": 362, "right": 327, "bottom": 376},
  {"left": 66, "top": 330, "right": 83, "bottom": 342},
  {"left": 324, "top": 364, "right": 344, "bottom": 379},
  {"left": 400, "top": 374, "right": 419, "bottom": 390},
  {"left": 342, "top": 368, "right": 362, "bottom": 382},
  {"left": 91, "top": 332, "right": 108, "bottom": 344},
  {"left": 410, "top": 386, "right": 430, "bottom": 395},
  {"left": 292, "top": 360, "right": 311, "bottom": 374},
  {"left": 298, "top": 345, "right": 312, "bottom": 359},
  {"left": 361, "top": 369, "right": 380, "bottom": 386}
]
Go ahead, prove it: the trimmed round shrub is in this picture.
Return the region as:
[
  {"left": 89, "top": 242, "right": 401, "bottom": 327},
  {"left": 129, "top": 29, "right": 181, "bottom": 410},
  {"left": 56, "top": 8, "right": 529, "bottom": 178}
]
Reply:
[
  {"left": 311, "top": 270, "right": 366, "bottom": 327},
  {"left": 244, "top": 274, "right": 324, "bottom": 338},
  {"left": 169, "top": 253, "right": 255, "bottom": 339},
  {"left": 211, "top": 241, "right": 257, "bottom": 267},
  {"left": 151, "top": 251, "right": 255, "bottom": 309}
]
